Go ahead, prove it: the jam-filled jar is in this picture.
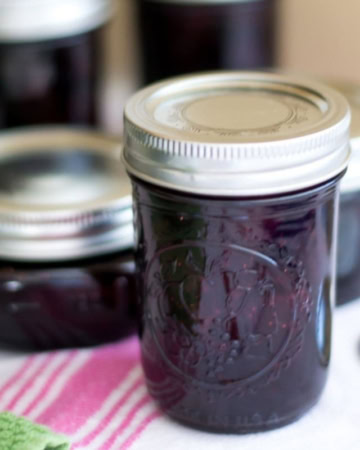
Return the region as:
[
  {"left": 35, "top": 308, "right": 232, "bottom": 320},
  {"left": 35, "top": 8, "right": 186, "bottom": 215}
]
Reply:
[
  {"left": 0, "top": 0, "right": 113, "bottom": 128},
  {"left": 0, "top": 128, "right": 136, "bottom": 350},
  {"left": 332, "top": 82, "right": 360, "bottom": 305},
  {"left": 123, "top": 72, "right": 350, "bottom": 432},
  {"left": 136, "top": 0, "right": 277, "bottom": 85}
]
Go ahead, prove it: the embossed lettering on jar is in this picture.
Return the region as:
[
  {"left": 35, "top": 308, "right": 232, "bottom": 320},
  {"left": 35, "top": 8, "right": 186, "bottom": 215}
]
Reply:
[{"left": 123, "top": 72, "right": 350, "bottom": 432}]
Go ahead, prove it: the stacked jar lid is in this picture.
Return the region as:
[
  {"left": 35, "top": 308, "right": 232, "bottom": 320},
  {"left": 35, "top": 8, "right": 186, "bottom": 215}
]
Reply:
[{"left": 0, "top": 127, "right": 133, "bottom": 261}]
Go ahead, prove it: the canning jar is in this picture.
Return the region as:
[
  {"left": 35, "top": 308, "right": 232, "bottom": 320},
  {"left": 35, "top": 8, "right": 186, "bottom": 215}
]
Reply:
[
  {"left": 123, "top": 72, "right": 350, "bottom": 432},
  {"left": 0, "top": 0, "right": 113, "bottom": 128},
  {"left": 332, "top": 82, "right": 360, "bottom": 305},
  {"left": 0, "top": 128, "right": 136, "bottom": 350},
  {"left": 136, "top": 0, "right": 277, "bottom": 85}
]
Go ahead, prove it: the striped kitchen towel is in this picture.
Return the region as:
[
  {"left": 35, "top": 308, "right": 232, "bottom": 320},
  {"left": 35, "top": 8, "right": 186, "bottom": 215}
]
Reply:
[
  {"left": 0, "top": 336, "right": 161, "bottom": 450},
  {"left": 1, "top": 300, "right": 360, "bottom": 450}
]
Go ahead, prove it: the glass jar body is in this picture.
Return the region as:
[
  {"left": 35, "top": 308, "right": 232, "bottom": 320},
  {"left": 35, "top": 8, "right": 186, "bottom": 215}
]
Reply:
[
  {"left": 0, "top": 250, "right": 137, "bottom": 350},
  {"left": 0, "top": 28, "right": 102, "bottom": 128},
  {"left": 337, "top": 191, "right": 360, "bottom": 305},
  {"left": 136, "top": 0, "right": 277, "bottom": 85},
  {"left": 133, "top": 177, "right": 339, "bottom": 433}
]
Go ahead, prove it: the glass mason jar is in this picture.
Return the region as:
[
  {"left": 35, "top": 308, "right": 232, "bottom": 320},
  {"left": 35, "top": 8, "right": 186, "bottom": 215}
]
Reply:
[
  {"left": 136, "top": 0, "right": 277, "bottom": 85},
  {"left": 333, "top": 82, "right": 360, "bottom": 305},
  {"left": 0, "top": 0, "right": 113, "bottom": 128},
  {"left": 0, "top": 128, "right": 136, "bottom": 350},
  {"left": 123, "top": 72, "right": 350, "bottom": 432}
]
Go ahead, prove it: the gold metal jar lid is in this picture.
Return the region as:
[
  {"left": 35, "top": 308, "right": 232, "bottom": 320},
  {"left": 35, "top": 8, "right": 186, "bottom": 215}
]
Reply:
[
  {"left": 123, "top": 71, "right": 351, "bottom": 197},
  {"left": 0, "top": 127, "right": 132, "bottom": 262},
  {"left": 0, "top": 0, "right": 113, "bottom": 42}
]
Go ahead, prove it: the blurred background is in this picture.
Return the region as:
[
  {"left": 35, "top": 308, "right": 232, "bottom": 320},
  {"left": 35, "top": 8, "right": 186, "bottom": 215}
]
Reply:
[
  {"left": 0, "top": 0, "right": 359, "bottom": 349},
  {"left": 2, "top": 0, "right": 359, "bottom": 135},
  {"left": 102, "top": 0, "right": 360, "bottom": 134}
]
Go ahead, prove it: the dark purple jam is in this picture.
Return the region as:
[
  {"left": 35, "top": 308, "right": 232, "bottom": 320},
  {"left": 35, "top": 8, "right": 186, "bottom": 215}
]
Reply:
[
  {"left": 337, "top": 191, "right": 360, "bottom": 305},
  {"left": 133, "top": 177, "right": 337, "bottom": 433},
  {"left": 136, "top": 0, "right": 277, "bottom": 85},
  {"left": 0, "top": 29, "right": 101, "bottom": 128},
  {"left": 0, "top": 250, "right": 137, "bottom": 350}
]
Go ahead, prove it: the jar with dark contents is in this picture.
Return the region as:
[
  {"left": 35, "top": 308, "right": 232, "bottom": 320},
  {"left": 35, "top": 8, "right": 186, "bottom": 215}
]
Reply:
[
  {"left": 0, "top": 128, "right": 136, "bottom": 350},
  {"left": 331, "top": 82, "right": 360, "bottom": 305},
  {"left": 136, "top": 0, "right": 277, "bottom": 85},
  {"left": 123, "top": 72, "right": 350, "bottom": 432},
  {"left": 0, "top": 0, "right": 113, "bottom": 128}
]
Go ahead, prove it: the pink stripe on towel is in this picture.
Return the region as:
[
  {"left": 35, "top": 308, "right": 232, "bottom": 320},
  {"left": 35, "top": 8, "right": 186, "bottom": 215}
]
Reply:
[
  {"left": 23, "top": 351, "right": 78, "bottom": 416},
  {"left": 0, "top": 335, "right": 161, "bottom": 449},
  {"left": 121, "top": 410, "right": 161, "bottom": 450},
  {"left": 5, "top": 353, "right": 55, "bottom": 411},
  {"left": 37, "top": 336, "right": 140, "bottom": 435},
  {"left": 0, "top": 355, "right": 36, "bottom": 401},
  {"left": 103, "top": 394, "right": 152, "bottom": 450},
  {"left": 73, "top": 376, "right": 144, "bottom": 448}
]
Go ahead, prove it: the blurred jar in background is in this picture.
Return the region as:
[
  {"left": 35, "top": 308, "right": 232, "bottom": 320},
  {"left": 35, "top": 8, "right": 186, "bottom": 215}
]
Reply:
[
  {"left": 0, "top": 128, "right": 136, "bottom": 350},
  {"left": 334, "top": 82, "right": 360, "bottom": 305},
  {"left": 136, "top": 0, "right": 277, "bottom": 85},
  {"left": 0, "top": 0, "right": 113, "bottom": 128}
]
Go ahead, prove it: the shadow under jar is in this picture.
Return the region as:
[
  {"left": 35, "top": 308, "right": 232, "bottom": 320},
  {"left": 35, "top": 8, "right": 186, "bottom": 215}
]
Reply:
[
  {"left": 0, "top": 128, "right": 136, "bottom": 350},
  {"left": 0, "top": 0, "right": 113, "bottom": 128},
  {"left": 123, "top": 72, "right": 350, "bottom": 433},
  {"left": 136, "top": 0, "right": 277, "bottom": 85}
]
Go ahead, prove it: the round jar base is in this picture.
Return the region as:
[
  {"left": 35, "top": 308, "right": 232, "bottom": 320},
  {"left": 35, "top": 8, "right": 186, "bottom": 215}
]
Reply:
[{"left": 163, "top": 399, "right": 320, "bottom": 434}]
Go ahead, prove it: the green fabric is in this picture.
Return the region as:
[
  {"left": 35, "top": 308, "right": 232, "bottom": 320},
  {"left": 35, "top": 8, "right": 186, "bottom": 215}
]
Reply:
[{"left": 0, "top": 412, "right": 70, "bottom": 450}]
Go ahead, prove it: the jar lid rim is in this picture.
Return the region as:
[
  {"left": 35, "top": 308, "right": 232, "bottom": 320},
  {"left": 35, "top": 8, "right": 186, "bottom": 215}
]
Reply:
[{"left": 0, "top": 127, "right": 133, "bottom": 261}]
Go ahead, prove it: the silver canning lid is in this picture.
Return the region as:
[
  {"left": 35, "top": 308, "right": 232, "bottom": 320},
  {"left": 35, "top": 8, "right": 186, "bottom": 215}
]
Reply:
[
  {"left": 0, "top": 0, "right": 113, "bottom": 43},
  {"left": 0, "top": 127, "right": 132, "bottom": 262},
  {"left": 329, "top": 81, "right": 360, "bottom": 194},
  {"left": 123, "top": 71, "right": 351, "bottom": 197}
]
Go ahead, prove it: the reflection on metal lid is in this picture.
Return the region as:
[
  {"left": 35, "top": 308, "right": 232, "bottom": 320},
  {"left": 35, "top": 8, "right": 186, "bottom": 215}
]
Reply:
[
  {"left": 0, "top": 127, "right": 133, "bottom": 262},
  {"left": 124, "top": 71, "right": 350, "bottom": 196}
]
